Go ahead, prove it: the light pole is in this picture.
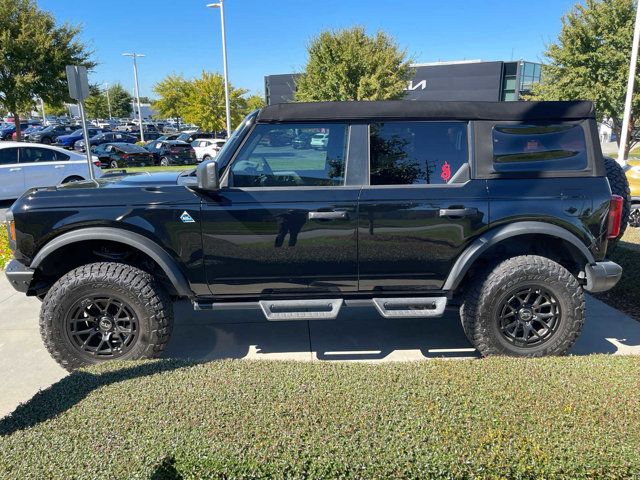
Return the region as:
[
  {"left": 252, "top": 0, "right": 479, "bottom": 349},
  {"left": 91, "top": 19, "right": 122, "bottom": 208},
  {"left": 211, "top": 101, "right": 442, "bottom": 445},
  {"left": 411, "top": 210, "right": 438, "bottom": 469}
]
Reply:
[
  {"left": 618, "top": 0, "right": 640, "bottom": 165},
  {"left": 103, "top": 82, "right": 112, "bottom": 120},
  {"left": 39, "top": 97, "right": 46, "bottom": 124},
  {"left": 207, "top": 1, "right": 232, "bottom": 138},
  {"left": 122, "top": 52, "right": 146, "bottom": 142}
]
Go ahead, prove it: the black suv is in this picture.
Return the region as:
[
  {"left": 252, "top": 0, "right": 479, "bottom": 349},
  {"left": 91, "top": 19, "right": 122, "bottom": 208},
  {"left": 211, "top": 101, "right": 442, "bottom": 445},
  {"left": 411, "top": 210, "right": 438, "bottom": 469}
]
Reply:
[
  {"left": 27, "top": 125, "right": 74, "bottom": 144},
  {"left": 4, "top": 100, "right": 625, "bottom": 370},
  {"left": 145, "top": 139, "right": 196, "bottom": 165}
]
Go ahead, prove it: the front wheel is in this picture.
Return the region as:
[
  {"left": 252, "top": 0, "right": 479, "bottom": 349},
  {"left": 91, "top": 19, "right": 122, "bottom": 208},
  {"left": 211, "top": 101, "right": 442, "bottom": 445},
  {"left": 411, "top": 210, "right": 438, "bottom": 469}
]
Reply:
[
  {"left": 40, "top": 262, "right": 173, "bottom": 371},
  {"left": 460, "top": 255, "right": 585, "bottom": 357},
  {"left": 630, "top": 205, "right": 640, "bottom": 228},
  {"left": 109, "top": 160, "right": 119, "bottom": 169},
  {"left": 160, "top": 157, "right": 170, "bottom": 166}
]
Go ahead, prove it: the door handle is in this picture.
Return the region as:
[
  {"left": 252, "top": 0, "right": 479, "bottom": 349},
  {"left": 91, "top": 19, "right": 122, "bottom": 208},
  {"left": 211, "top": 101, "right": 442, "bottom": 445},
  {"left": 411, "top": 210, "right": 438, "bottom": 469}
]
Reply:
[
  {"left": 308, "top": 210, "right": 349, "bottom": 220},
  {"left": 439, "top": 207, "right": 478, "bottom": 218},
  {"left": 54, "top": 165, "right": 65, "bottom": 169},
  {"left": 9, "top": 168, "right": 21, "bottom": 172}
]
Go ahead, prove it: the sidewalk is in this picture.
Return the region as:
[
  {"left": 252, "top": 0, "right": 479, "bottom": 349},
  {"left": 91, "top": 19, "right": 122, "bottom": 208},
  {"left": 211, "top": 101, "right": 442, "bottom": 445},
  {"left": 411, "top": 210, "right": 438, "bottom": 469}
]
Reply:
[{"left": 2, "top": 274, "right": 640, "bottom": 418}]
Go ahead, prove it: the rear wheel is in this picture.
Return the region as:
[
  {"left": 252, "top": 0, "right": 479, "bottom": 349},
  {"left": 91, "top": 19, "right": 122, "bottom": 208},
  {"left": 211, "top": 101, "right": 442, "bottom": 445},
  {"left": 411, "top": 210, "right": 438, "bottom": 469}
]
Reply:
[
  {"left": 109, "top": 160, "right": 119, "bottom": 169},
  {"left": 460, "top": 255, "right": 585, "bottom": 357},
  {"left": 160, "top": 157, "right": 170, "bottom": 166},
  {"left": 40, "top": 262, "right": 173, "bottom": 371},
  {"left": 202, "top": 155, "right": 212, "bottom": 162},
  {"left": 604, "top": 157, "right": 631, "bottom": 248},
  {"left": 630, "top": 205, "right": 640, "bottom": 228}
]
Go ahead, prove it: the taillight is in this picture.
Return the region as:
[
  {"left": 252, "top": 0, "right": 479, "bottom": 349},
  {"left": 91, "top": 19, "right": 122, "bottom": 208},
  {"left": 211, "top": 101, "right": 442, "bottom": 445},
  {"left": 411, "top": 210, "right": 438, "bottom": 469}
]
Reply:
[
  {"left": 607, "top": 195, "right": 624, "bottom": 240},
  {"left": 122, "top": 154, "right": 129, "bottom": 159},
  {"left": 169, "top": 148, "right": 179, "bottom": 154},
  {"left": 93, "top": 160, "right": 101, "bottom": 167}
]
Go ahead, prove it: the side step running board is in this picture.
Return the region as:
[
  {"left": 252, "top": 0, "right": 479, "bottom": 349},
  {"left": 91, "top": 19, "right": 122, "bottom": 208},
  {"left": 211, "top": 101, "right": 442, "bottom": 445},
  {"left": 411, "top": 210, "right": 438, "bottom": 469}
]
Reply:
[
  {"left": 259, "top": 299, "right": 343, "bottom": 321},
  {"left": 372, "top": 297, "right": 447, "bottom": 318}
]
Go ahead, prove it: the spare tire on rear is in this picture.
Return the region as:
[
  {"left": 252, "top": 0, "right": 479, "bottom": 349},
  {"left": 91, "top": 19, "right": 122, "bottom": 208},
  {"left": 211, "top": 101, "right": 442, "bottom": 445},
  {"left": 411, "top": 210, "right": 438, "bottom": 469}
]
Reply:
[{"left": 603, "top": 156, "right": 631, "bottom": 251}]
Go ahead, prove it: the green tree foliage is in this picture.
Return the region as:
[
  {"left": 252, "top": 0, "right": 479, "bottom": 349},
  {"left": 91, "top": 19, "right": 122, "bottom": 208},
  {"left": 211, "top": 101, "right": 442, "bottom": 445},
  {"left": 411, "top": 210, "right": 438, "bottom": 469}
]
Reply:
[
  {"left": 0, "top": 0, "right": 93, "bottom": 139},
  {"left": 84, "top": 85, "right": 109, "bottom": 119},
  {"left": 106, "top": 84, "right": 133, "bottom": 118},
  {"left": 152, "top": 74, "right": 192, "bottom": 127},
  {"left": 44, "top": 102, "right": 69, "bottom": 117},
  {"left": 295, "top": 26, "right": 413, "bottom": 102},
  {"left": 245, "top": 94, "right": 266, "bottom": 113},
  {"left": 182, "top": 71, "right": 248, "bottom": 132},
  {"left": 527, "top": 0, "right": 638, "bottom": 155}
]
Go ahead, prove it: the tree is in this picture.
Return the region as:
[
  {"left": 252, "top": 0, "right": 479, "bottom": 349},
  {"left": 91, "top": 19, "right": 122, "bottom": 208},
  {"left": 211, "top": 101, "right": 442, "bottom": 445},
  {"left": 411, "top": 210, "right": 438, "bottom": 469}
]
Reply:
[
  {"left": 84, "top": 85, "right": 109, "bottom": 119},
  {"left": 183, "top": 71, "right": 248, "bottom": 132},
  {"left": 245, "top": 94, "right": 266, "bottom": 113},
  {"left": 295, "top": 26, "right": 413, "bottom": 102},
  {"left": 527, "top": 0, "right": 638, "bottom": 156},
  {"left": 106, "top": 84, "right": 133, "bottom": 118},
  {"left": 0, "top": 0, "right": 93, "bottom": 140},
  {"left": 152, "top": 74, "right": 192, "bottom": 128},
  {"left": 44, "top": 102, "right": 69, "bottom": 117}
]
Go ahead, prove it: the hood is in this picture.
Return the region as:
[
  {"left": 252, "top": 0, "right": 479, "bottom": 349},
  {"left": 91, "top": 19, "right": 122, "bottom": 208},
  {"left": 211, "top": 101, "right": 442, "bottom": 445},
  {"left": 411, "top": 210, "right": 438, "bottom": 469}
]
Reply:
[{"left": 12, "top": 171, "right": 198, "bottom": 211}]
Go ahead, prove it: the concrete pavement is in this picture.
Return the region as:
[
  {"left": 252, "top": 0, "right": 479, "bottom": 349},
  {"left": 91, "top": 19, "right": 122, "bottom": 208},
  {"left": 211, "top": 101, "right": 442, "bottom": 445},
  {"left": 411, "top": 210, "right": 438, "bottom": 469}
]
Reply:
[{"left": 2, "top": 273, "right": 640, "bottom": 418}]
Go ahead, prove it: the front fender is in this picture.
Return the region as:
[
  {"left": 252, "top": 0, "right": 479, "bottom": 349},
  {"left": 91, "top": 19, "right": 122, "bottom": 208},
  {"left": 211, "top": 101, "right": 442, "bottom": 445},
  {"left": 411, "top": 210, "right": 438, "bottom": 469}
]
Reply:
[{"left": 30, "top": 227, "right": 193, "bottom": 298}]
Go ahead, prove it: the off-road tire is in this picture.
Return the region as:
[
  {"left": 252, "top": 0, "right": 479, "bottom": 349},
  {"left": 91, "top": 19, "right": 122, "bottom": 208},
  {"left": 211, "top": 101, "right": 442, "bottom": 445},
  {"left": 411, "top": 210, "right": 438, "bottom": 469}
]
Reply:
[
  {"left": 604, "top": 156, "right": 630, "bottom": 249},
  {"left": 40, "top": 262, "right": 173, "bottom": 371},
  {"left": 460, "top": 255, "right": 585, "bottom": 357}
]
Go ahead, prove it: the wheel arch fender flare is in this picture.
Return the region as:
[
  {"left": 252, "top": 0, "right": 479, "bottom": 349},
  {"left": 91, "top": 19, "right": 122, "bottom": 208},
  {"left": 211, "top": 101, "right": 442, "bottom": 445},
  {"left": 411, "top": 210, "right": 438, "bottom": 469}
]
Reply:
[
  {"left": 442, "top": 221, "right": 596, "bottom": 292},
  {"left": 30, "top": 227, "right": 193, "bottom": 298}
]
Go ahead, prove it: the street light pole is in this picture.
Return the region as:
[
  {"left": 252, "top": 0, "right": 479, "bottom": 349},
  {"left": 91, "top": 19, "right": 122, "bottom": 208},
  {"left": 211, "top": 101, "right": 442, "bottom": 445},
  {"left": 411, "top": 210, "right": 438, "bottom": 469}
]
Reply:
[
  {"left": 618, "top": 0, "right": 640, "bottom": 166},
  {"left": 39, "top": 97, "right": 46, "bottom": 124},
  {"left": 207, "top": 1, "right": 232, "bottom": 138},
  {"left": 103, "top": 83, "right": 112, "bottom": 120},
  {"left": 122, "top": 52, "right": 146, "bottom": 142}
]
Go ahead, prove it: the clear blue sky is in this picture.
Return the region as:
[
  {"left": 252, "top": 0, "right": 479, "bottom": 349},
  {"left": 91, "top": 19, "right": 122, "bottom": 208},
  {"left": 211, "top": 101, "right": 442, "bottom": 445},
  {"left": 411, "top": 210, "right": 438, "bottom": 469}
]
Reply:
[{"left": 38, "top": 0, "right": 578, "bottom": 98}]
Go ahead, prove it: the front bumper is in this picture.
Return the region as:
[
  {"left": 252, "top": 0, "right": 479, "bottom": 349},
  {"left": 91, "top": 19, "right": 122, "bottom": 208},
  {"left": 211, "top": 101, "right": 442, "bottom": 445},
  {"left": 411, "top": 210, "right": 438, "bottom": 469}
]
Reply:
[
  {"left": 5, "top": 259, "right": 35, "bottom": 293},
  {"left": 584, "top": 261, "right": 622, "bottom": 293}
]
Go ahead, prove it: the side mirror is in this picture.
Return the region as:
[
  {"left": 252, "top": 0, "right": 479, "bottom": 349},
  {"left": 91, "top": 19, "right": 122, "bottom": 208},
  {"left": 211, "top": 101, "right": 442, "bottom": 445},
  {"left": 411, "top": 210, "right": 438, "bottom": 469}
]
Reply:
[{"left": 197, "top": 160, "right": 219, "bottom": 191}]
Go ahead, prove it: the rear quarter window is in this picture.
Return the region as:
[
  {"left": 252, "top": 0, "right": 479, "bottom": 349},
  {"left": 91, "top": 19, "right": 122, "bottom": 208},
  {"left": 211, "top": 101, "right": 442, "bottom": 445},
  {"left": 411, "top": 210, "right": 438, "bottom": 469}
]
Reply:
[{"left": 492, "top": 124, "right": 587, "bottom": 172}]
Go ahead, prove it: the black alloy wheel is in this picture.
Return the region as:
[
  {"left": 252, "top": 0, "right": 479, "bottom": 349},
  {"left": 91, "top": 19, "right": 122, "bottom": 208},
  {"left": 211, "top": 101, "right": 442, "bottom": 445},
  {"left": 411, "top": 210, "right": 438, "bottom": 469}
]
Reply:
[
  {"left": 497, "top": 286, "right": 561, "bottom": 348},
  {"left": 65, "top": 296, "right": 139, "bottom": 359}
]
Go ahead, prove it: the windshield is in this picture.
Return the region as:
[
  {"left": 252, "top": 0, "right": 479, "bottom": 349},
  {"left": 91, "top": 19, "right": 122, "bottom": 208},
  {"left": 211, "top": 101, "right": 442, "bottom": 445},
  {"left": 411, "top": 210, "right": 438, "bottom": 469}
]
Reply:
[{"left": 216, "top": 110, "right": 258, "bottom": 173}]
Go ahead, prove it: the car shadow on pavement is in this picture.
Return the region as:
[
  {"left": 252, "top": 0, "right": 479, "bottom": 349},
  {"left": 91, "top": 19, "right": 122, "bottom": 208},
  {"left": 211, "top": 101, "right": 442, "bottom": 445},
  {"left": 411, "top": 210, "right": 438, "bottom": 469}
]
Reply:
[{"left": 0, "top": 359, "right": 196, "bottom": 437}]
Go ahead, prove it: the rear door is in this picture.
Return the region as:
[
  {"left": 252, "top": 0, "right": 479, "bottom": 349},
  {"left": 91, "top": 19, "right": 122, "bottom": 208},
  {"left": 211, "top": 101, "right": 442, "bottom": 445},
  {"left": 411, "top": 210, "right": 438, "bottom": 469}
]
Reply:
[
  {"left": 200, "top": 122, "right": 360, "bottom": 297},
  {"left": 0, "top": 147, "right": 24, "bottom": 199},
  {"left": 357, "top": 121, "right": 489, "bottom": 293}
]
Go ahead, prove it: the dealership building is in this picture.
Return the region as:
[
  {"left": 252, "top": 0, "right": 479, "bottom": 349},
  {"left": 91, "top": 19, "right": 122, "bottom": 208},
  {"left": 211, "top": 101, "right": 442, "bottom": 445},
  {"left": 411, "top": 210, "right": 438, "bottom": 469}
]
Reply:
[{"left": 265, "top": 59, "right": 542, "bottom": 104}]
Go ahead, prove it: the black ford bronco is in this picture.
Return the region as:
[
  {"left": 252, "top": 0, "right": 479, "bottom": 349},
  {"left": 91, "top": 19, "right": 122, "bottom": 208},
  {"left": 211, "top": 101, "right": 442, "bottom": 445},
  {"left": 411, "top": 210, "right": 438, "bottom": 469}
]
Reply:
[{"left": 5, "top": 100, "right": 626, "bottom": 370}]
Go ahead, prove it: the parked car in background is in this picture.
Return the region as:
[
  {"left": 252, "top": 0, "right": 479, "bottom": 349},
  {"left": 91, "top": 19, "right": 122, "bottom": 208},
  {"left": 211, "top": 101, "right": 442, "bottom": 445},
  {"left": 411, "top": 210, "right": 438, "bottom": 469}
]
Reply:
[
  {"left": 12, "top": 125, "right": 44, "bottom": 141},
  {"left": 176, "top": 132, "right": 217, "bottom": 143},
  {"left": 0, "top": 123, "right": 30, "bottom": 140},
  {"left": 137, "top": 131, "right": 163, "bottom": 142},
  {"left": 191, "top": 138, "right": 226, "bottom": 161},
  {"left": 92, "top": 143, "right": 156, "bottom": 169},
  {"left": 115, "top": 122, "right": 139, "bottom": 133},
  {"left": 145, "top": 139, "right": 196, "bottom": 165},
  {"left": 292, "top": 132, "right": 312, "bottom": 149},
  {"left": 74, "top": 132, "right": 138, "bottom": 152},
  {"left": 54, "top": 128, "right": 107, "bottom": 149},
  {"left": 0, "top": 142, "right": 101, "bottom": 200},
  {"left": 27, "top": 124, "right": 75, "bottom": 144},
  {"left": 310, "top": 132, "right": 329, "bottom": 149}
]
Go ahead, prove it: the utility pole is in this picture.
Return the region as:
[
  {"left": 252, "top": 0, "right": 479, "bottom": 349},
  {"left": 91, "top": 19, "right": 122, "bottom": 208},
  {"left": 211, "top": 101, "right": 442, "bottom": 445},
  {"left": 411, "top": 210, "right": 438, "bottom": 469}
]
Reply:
[
  {"left": 104, "top": 83, "right": 112, "bottom": 120},
  {"left": 122, "top": 52, "right": 146, "bottom": 142},
  {"left": 207, "top": 0, "right": 232, "bottom": 138},
  {"left": 618, "top": 0, "right": 640, "bottom": 165}
]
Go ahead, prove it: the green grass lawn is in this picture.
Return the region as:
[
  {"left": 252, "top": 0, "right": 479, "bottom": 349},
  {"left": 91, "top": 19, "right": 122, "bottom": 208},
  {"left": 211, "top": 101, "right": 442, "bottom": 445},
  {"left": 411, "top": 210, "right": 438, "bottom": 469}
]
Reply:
[{"left": 1, "top": 357, "right": 639, "bottom": 479}]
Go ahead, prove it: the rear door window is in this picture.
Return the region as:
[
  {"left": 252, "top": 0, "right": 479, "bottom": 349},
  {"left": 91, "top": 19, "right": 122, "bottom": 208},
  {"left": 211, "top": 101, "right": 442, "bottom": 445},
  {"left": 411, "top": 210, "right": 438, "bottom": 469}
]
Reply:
[
  {"left": 0, "top": 148, "right": 18, "bottom": 165},
  {"left": 19, "top": 147, "right": 59, "bottom": 163},
  {"left": 492, "top": 124, "right": 587, "bottom": 172},
  {"left": 369, "top": 122, "right": 469, "bottom": 185}
]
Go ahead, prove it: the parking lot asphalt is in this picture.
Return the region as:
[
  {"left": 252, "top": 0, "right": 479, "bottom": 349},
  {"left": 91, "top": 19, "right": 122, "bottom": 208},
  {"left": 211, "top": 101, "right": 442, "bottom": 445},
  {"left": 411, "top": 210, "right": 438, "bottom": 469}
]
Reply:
[{"left": 1, "top": 273, "right": 640, "bottom": 418}]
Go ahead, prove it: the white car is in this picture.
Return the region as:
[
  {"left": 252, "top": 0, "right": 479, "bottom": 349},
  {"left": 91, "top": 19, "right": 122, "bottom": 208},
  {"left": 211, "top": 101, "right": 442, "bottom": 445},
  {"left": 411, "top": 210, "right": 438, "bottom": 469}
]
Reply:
[
  {"left": 0, "top": 142, "right": 102, "bottom": 200},
  {"left": 191, "top": 138, "right": 226, "bottom": 161},
  {"left": 310, "top": 133, "right": 329, "bottom": 149}
]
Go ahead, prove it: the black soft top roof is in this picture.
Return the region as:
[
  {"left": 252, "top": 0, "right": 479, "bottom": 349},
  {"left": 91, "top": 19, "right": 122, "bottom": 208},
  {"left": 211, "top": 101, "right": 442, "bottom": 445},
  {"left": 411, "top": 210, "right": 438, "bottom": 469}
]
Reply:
[{"left": 257, "top": 100, "right": 595, "bottom": 123}]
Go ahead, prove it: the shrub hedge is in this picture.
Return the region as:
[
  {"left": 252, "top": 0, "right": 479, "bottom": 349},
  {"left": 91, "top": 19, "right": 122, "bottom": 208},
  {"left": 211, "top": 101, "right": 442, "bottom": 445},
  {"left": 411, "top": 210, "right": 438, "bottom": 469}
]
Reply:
[
  {"left": 0, "top": 224, "right": 10, "bottom": 269},
  {"left": 1, "top": 356, "right": 639, "bottom": 479}
]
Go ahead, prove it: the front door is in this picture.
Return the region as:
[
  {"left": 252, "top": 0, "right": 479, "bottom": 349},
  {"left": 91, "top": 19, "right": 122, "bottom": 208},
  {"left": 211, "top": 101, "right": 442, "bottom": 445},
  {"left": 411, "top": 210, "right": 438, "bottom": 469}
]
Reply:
[
  {"left": 200, "top": 122, "right": 359, "bottom": 298},
  {"left": 358, "top": 121, "right": 489, "bottom": 292}
]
